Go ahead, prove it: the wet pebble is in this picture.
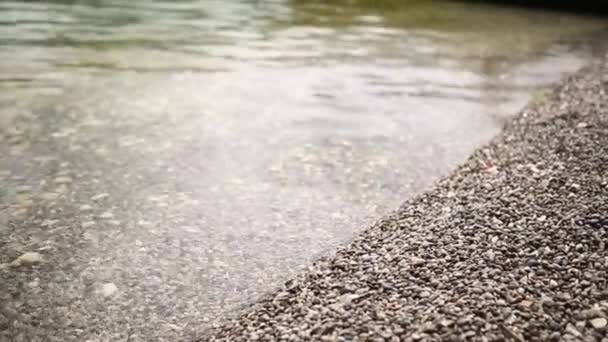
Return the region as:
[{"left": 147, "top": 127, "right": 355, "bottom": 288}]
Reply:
[
  {"left": 79, "top": 204, "right": 93, "bottom": 211},
  {"left": 10, "top": 252, "right": 43, "bottom": 267},
  {"left": 98, "top": 283, "right": 118, "bottom": 298},
  {"left": 91, "top": 193, "right": 109, "bottom": 201}
]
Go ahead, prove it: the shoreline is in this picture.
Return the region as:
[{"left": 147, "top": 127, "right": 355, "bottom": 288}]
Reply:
[{"left": 204, "top": 56, "right": 608, "bottom": 341}]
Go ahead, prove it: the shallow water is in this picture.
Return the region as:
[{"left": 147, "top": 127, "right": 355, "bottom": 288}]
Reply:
[{"left": 0, "top": 0, "right": 606, "bottom": 340}]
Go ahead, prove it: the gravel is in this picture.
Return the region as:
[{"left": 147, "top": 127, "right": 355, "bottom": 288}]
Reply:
[{"left": 204, "top": 57, "right": 608, "bottom": 341}]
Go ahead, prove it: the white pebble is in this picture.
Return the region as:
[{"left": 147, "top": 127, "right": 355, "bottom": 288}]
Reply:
[
  {"left": 91, "top": 193, "right": 109, "bottom": 201},
  {"left": 99, "top": 283, "right": 118, "bottom": 298},
  {"left": 99, "top": 212, "right": 114, "bottom": 219},
  {"left": 591, "top": 317, "right": 607, "bottom": 330},
  {"left": 10, "top": 252, "right": 43, "bottom": 267},
  {"left": 79, "top": 204, "right": 93, "bottom": 211},
  {"left": 410, "top": 256, "right": 425, "bottom": 266},
  {"left": 53, "top": 176, "right": 73, "bottom": 184}
]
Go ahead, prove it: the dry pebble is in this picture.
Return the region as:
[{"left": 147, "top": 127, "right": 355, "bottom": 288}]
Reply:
[
  {"left": 205, "top": 59, "right": 608, "bottom": 341},
  {"left": 591, "top": 318, "right": 607, "bottom": 330}
]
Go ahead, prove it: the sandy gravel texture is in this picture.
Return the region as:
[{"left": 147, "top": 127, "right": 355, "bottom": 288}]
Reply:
[{"left": 204, "top": 58, "right": 608, "bottom": 341}]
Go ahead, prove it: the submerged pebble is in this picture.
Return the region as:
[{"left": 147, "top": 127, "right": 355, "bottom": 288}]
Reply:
[{"left": 10, "top": 252, "right": 43, "bottom": 267}]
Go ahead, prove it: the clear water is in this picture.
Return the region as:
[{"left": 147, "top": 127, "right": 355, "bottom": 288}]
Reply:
[{"left": 0, "top": 1, "right": 606, "bottom": 340}]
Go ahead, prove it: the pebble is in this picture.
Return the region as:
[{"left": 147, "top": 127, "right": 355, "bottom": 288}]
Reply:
[
  {"left": 39, "top": 192, "right": 59, "bottom": 201},
  {"left": 518, "top": 300, "right": 533, "bottom": 309},
  {"left": 53, "top": 176, "right": 73, "bottom": 184},
  {"left": 590, "top": 318, "right": 607, "bottom": 330},
  {"left": 566, "top": 323, "right": 582, "bottom": 337},
  {"left": 410, "top": 256, "right": 425, "bottom": 266},
  {"left": 81, "top": 221, "right": 95, "bottom": 228},
  {"left": 41, "top": 219, "right": 59, "bottom": 227},
  {"left": 99, "top": 211, "right": 114, "bottom": 219},
  {"left": 10, "top": 252, "right": 43, "bottom": 267},
  {"left": 99, "top": 283, "right": 118, "bottom": 298},
  {"left": 79, "top": 204, "right": 93, "bottom": 211},
  {"left": 91, "top": 193, "right": 109, "bottom": 201}
]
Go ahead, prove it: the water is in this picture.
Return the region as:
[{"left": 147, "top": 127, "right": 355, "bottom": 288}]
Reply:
[{"left": 0, "top": 1, "right": 606, "bottom": 340}]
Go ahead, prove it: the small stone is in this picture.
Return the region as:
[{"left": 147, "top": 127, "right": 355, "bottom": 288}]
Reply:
[
  {"left": 81, "top": 221, "right": 95, "bottom": 229},
  {"left": 549, "top": 280, "right": 558, "bottom": 288},
  {"left": 53, "top": 176, "right": 72, "bottom": 184},
  {"left": 591, "top": 318, "right": 607, "bottom": 330},
  {"left": 41, "top": 219, "right": 59, "bottom": 227},
  {"left": 411, "top": 333, "right": 423, "bottom": 340},
  {"left": 576, "top": 321, "right": 586, "bottom": 330},
  {"left": 422, "top": 322, "right": 436, "bottom": 332},
  {"left": 540, "top": 296, "right": 555, "bottom": 307},
  {"left": 10, "top": 252, "right": 43, "bottom": 267},
  {"left": 91, "top": 193, "right": 109, "bottom": 201},
  {"left": 482, "top": 292, "right": 494, "bottom": 300},
  {"left": 440, "top": 319, "right": 454, "bottom": 327},
  {"left": 39, "top": 192, "right": 59, "bottom": 201},
  {"left": 0, "top": 304, "right": 18, "bottom": 319},
  {"left": 582, "top": 308, "right": 603, "bottom": 319},
  {"left": 410, "top": 256, "right": 425, "bottom": 266},
  {"left": 548, "top": 332, "right": 561, "bottom": 341},
  {"left": 79, "top": 204, "right": 93, "bottom": 211},
  {"left": 99, "top": 212, "right": 114, "bottom": 219},
  {"left": 99, "top": 283, "right": 118, "bottom": 298},
  {"left": 166, "top": 323, "right": 182, "bottom": 331},
  {"left": 566, "top": 323, "right": 582, "bottom": 337},
  {"left": 519, "top": 300, "right": 533, "bottom": 309},
  {"left": 471, "top": 287, "right": 484, "bottom": 295},
  {"left": 577, "top": 122, "right": 589, "bottom": 128}
]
